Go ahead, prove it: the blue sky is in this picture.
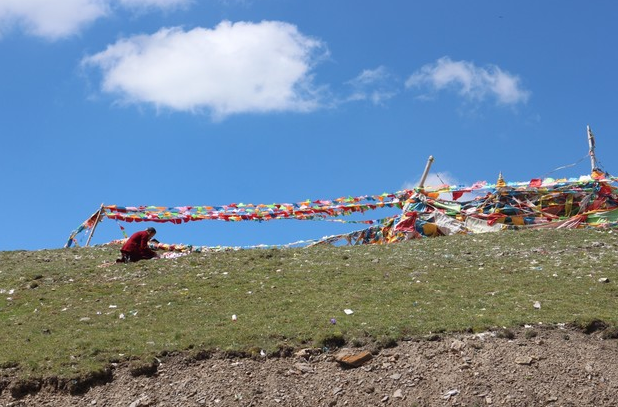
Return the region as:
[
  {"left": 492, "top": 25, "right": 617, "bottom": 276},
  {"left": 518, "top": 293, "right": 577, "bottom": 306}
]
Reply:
[{"left": 1, "top": 1, "right": 617, "bottom": 251}]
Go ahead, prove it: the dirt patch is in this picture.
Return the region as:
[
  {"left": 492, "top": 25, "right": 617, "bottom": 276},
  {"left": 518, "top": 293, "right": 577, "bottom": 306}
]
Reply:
[{"left": 2, "top": 326, "right": 618, "bottom": 406}]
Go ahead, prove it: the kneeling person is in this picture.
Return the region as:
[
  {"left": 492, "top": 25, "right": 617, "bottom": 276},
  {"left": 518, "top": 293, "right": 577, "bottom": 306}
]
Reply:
[{"left": 117, "top": 227, "right": 159, "bottom": 263}]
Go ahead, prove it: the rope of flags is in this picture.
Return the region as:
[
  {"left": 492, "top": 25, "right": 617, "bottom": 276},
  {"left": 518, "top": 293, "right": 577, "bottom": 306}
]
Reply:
[{"left": 65, "top": 174, "right": 618, "bottom": 250}]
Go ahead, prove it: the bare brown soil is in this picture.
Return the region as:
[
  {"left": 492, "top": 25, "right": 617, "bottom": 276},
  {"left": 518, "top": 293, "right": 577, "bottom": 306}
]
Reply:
[{"left": 2, "top": 326, "right": 618, "bottom": 406}]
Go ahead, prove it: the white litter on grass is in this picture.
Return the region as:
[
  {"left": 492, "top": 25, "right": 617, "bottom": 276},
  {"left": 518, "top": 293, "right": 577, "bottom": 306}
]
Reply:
[
  {"left": 533, "top": 301, "right": 541, "bottom": 309},
  {"left": 119, "top": 313, "right": 125, "bottom": 319},
  {"left": 159, "top": 252, "right": 188, "bottom": 260},
  {"left": 109, "top": 305, "right": 117, "bottom": 308},
  {"left": 344, "top": 309, "right": 354, "bottom": 315}
]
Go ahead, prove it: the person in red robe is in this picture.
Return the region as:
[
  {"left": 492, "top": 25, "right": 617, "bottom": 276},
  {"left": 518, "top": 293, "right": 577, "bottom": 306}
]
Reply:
[{"left": 116, "top": 227, "right": 159, "bottom": 263}]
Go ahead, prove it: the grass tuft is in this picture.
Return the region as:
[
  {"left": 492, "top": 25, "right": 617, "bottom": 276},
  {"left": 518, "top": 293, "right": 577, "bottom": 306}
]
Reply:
[
  {"left": 496, "top": 328, "right": 516, "bottom": 340},
  {"left": 317, "top": 332, "right": 346, "bottom": 349}
]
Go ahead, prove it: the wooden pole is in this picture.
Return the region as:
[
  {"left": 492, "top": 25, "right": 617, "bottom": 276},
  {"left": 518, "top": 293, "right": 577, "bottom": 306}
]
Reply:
[
  {"left": 85, "top": 203, "right": 104, "bottom": 247},
  {"left": 418, "top": 155, "right": 435, "bottom": 189},
  {"left": 587, "top": 125, "right": 598, "bottom": 173}
]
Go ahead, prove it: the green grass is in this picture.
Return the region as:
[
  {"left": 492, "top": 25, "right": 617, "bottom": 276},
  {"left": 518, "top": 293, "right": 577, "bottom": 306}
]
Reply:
[{"left": 2, "top": 228, "right": 618, "bottom": 380}]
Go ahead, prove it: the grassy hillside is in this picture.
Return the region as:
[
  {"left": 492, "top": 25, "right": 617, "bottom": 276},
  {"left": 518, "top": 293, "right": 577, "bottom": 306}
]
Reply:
[{"left": 2, "top": 228, "right": 618, "bottom": 380}]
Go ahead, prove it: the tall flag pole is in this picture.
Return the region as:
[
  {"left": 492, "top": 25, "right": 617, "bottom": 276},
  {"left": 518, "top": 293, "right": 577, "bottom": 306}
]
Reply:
[
  {"left": 587, "top": 125, "right": 598, "bottom": 173},
  {"left": 418, "top": 155, "right": 435, "bottom": 189},
  {"left": 85, "top": 203, "right": 104, "bottom": 247}
]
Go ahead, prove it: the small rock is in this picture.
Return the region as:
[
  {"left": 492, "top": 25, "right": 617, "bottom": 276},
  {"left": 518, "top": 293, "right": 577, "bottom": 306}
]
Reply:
[
  {"left": 443, "top": 389, "right": 459, "bottom": 399},
  {"left": 335, "top": 349, "right": 372, "bottom": 368},
  {"left": 450, "top": 339, "right": 466, "bottom": 352},
  {"left": 332, "top": 387, "right": 343, "bottom": 395},
  {"left": 294, "top": 362, "right": 313, "bottom": 373},
  {"left": 294, "top": 348, "right": 321, "bottom": 359},
  {"left": 515, "top": 356, "right": 533, "bottom": 365},
  {"left": 393, "top": 389, "right": 404, "bottom": 399},
  {"left": 129, "top": 396, "right": 152, "bottom": 407},
  {"left": 389, "top": 373, "right": 402, "bottom": 380},
  {"left": 381, "top": 395, "right": 389, "bottom": 402}
]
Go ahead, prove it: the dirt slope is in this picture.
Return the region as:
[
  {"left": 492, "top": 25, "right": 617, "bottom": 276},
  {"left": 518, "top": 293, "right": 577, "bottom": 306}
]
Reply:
[{"left": 2, "top": 326, "right": 618, "bottom": 406}]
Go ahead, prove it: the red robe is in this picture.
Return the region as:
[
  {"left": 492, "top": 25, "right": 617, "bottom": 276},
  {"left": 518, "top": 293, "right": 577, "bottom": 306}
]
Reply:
[{"left": 120, "top": 230, "right": 156, "bottom": 262}]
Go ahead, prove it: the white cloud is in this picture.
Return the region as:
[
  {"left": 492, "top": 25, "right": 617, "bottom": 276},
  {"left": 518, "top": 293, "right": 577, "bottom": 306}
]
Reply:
[
  {"left": 118, "top": 0, "right": 191, "bottom": 10},
  {"left": 0, "top": 0, "right": 190, "bottom": 40},
  {"left": 406, "top": 57, "right": 530, "bottom": 105},
  {"left": 0, "top": 0, "right": 110, "bottom": 40},
  {"left": 346, "top": 66, "right": 397, "bottom": 105},
  {"left": 351, "top": 66, "right": 389, "bottom": 86},
  {"left": 82, "top": 21, "right": 327, "bottom": 118}
]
